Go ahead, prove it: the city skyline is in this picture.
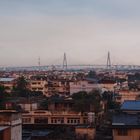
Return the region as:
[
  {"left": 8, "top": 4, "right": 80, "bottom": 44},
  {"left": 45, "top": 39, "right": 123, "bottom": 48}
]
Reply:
[{"left": 0, "top": 0, "right": 140, "bottom": 66}]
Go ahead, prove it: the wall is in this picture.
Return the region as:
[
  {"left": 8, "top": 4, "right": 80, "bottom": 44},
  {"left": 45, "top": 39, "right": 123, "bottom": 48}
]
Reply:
[
  {"left": 11, "top": 125, "right": 22, "bottom": 140},
  {"left": 75, "top": 127, "right": 96, "bottom": 140},
  {"left": 113, "top": 128, "right": 140, "bottom": 140}
]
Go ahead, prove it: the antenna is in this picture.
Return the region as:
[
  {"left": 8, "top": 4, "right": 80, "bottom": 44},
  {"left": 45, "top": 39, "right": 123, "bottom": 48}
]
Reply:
[{"left": 63, "top": 53, "right": 67, "bottom": 70}]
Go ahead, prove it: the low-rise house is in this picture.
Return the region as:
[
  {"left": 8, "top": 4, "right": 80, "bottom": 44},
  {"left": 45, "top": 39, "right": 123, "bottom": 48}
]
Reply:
[
  {"left": 112, "top": 113, "right": 140, "bottom": 140},
  {"left": 112, "top": 100, "right": 140, "bottom": 140}
]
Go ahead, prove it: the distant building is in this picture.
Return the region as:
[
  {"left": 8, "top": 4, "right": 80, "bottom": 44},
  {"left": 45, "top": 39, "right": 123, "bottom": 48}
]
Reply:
[
  {"left": 115, "top": 91, "right": 140, "bottom": 103},
  {"left": 70, "top": 80, "right": 98, "bottom": 95},
  {"left": 29, "top": 76, "right": 48, "bottom": 95}
]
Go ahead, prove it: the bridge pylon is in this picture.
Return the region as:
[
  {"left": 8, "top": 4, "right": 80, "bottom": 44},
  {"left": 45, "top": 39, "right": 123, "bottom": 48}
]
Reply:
[
  {"left": 106, "top": 51, "right": 111, "bottom": 70},
  {"left": 63, "top": 53, "right": 67, "bottom": 70}
]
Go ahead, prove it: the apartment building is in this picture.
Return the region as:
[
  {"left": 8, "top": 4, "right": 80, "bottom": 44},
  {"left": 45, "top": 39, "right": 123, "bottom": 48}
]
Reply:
[
  {"left": 22, "top": 110, "right": 88, "bottom": 125},
  {"left": 0, "top": 110, "right": 22, "bottom": 140},
  {"left": 29, "top": 76, "right": 48, "bottom": 95},
  {"left": 47, "top": 79, "right": 70, "bottom": 96},
  {"left": 70, "top": 80, "right": 98, "bottom": 95}
]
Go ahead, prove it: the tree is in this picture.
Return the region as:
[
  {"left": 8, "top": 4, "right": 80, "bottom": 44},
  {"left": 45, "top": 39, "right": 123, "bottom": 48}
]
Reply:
[
  {"left": 72, "top": 90, "right": 102, "bottom": 113},
  {"left": 87, "top": 71, "right": 97, "bottom": 78},
  {"left": 102, "top": 91, "right": 120, "bottom": 110},
  {"left": 0, "top": 85, "right": 6, "bottom": 108},
  {"left": 13, "top": 76, "right": 29, "bottom": 97}
]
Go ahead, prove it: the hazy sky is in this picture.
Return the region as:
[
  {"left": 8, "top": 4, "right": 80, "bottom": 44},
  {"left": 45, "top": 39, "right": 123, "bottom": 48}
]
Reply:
[{"left": 0, "top": 0, "right": 140, "bottom": 66}]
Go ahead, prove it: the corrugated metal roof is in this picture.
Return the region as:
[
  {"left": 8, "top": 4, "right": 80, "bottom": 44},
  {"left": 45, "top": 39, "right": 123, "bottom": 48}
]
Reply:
[
  {"left": 121, "top": 100, "right": 140, "bottom": 111},
  {"left": 112, "top": 113, "right": 140, "bottom": 126}
]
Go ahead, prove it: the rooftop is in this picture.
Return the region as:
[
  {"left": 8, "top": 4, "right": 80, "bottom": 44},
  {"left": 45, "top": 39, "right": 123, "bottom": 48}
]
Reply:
[
  {"left": 121, "top": 100, "right": 140, "bottom": 111},
  {"left": 0, "top": 78, "right": 15, "bottom": 82},
  {"left": 0, "top": 110, "right": 19, "bottom": 114},
  {"left": 112, "top": 113, "right": 140, "bottom": 128}
]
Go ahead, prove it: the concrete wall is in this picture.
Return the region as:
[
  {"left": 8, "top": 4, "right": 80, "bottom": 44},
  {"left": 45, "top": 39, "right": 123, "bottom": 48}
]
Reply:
[{"left": 11, "top": 125, "right": 22, "bottom": 140}]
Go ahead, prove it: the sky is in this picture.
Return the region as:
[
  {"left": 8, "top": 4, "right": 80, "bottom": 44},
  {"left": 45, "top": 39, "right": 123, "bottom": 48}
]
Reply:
[{"left": 0, "top": 0, "right": 140, "bottom": 66}]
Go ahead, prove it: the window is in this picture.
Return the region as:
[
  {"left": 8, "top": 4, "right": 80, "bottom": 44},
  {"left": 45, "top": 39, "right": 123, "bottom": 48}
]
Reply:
[
  {"left": 118, "top": 129, "right": 128, "bottom": 136},
  {"left": 67, "top": 118, "right": 80, "bottom": 124},
  {"left": 34, "top": 117, "right": 48, "bottom": 124},
  {"left": 22, "top": 118, "right": 31, "bottom": 123},
  {"left": 32, "top": 82, "right": 37, "bottom": 85},
  {"left": 51, "top": 118, "right": 64, "bottom": 124},
  {"left": 71, "top": 119, "right": 73, "bottom": 123}
]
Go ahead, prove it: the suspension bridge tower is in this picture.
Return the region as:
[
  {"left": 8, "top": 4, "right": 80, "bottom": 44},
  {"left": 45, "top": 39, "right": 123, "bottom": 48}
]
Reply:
[
  {"left": 106, "top": 51, "right": 111, "bottom": 69},
  {"left": 38, "top": 56, "right": 41, "bottom": 71},
  {"left": 63, "top": 53, "right": 68, "bottom": 70}
]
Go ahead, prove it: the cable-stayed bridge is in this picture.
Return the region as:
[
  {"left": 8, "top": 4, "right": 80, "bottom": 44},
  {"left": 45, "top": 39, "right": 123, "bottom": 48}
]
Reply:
[
  {"left": 1, "top": 52, "right": 140, "bottom": 71},
  {"left": 1, "top": 64, "right": 140, "bottom": 72}
]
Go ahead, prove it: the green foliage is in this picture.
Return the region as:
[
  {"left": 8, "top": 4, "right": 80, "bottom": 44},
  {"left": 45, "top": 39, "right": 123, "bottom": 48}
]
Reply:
[
  {"left": 72, "top": 90, "right": 102, "bottom": 113},
  {"left": 40, "top": 98, "right": 48, "bottom": 109},
  {"left": 87, "top": 71, "right": 96, "bottom": 78},
  {"left": 102, "top": 91, "right": 120, "bottom": 110},
  {"left": 13, "top": 76, "right": 29, "bottom": 97},
  {"left": 0, "top": 85, "right": 6, "bottom": 109}
]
